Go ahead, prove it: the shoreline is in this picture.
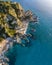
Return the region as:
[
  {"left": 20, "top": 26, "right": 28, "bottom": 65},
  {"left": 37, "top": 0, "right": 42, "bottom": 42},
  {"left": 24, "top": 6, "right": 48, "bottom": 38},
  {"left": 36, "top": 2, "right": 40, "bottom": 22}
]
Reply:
[{"left": 0, "top": 1, "right": 38, "bottom": 65}]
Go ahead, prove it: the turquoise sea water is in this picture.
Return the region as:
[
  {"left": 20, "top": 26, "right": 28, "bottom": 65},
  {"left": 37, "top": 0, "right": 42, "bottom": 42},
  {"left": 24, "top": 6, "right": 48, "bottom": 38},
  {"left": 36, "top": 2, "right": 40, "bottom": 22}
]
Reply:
[{"left": 9, "top": 0, "right": 52, "bottom": 65}]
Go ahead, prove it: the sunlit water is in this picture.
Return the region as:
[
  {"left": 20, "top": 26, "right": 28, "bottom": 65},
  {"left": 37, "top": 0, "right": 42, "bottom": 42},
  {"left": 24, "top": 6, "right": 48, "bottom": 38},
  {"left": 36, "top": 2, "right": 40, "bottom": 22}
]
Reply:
[{"left": 8, "top": 0, "right": 52, "bottom": 65}]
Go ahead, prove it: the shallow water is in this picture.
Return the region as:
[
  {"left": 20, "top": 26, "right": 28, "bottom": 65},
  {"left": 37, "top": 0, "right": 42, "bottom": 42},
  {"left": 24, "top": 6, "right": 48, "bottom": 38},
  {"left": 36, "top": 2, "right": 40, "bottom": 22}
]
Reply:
[{"left": 9, "top": 0, "right": 52, "bottom": 65}]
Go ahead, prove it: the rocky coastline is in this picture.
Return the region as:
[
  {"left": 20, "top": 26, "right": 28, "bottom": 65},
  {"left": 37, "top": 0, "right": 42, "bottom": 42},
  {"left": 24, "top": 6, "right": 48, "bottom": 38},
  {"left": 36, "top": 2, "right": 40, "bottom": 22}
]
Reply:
[{"left": 0, "top": 1, "right": 38, "bottom": 65}]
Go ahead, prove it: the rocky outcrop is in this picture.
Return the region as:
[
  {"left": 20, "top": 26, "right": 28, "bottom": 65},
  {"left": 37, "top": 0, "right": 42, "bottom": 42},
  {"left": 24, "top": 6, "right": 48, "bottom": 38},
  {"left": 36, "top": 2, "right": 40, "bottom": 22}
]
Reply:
[
  {"left": 0, "top": 1, "right": 37, "bottom": 39},
  {"left": 0, "top": 1, "right": 38, "bottom": 65}
]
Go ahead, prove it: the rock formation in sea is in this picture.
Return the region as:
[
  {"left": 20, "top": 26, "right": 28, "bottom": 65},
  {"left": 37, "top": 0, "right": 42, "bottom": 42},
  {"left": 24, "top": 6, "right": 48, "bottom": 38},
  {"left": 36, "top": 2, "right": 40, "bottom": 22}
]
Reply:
[{"left": 0, "top": 1, "right": 38, "bottom": 65}]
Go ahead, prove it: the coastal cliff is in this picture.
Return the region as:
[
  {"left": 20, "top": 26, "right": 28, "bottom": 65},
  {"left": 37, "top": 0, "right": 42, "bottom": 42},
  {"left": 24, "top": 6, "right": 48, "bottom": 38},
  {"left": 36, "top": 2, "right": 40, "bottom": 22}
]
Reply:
[{"left": 0, "top": 1, "right": 38, "bottom": 65}]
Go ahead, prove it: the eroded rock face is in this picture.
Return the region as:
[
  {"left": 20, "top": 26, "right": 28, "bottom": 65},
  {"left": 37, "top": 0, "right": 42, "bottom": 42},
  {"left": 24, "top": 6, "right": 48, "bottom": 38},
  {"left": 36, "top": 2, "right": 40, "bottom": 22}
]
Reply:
[{"left": 0, "top": 1, "right": 38, "bottom": 65}]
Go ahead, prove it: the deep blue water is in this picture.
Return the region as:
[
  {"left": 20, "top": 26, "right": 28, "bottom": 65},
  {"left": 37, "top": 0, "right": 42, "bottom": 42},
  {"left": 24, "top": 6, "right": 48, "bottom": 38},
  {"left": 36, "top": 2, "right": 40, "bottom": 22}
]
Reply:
[{"left": 9, "top": 0, "right": 52, "bottom": 65}]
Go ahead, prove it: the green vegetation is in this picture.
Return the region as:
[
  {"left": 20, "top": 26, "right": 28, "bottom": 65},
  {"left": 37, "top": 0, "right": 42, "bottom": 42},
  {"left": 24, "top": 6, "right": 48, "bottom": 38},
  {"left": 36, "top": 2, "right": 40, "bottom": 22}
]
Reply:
[
  {"left": 5, "top": 27, "right": 16, "bottom": 37},
  {"left": 0, "top": 1, "right": 37, "bottom": 42},
  {"left": 0, "top": 2, "right": 37, "bottom": 65},
  {"left": 0, "top": 37, "right": 4, "bottom": 42},
  {"left": 0, "top": 1, "right": 25, "bottom": 42}
]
